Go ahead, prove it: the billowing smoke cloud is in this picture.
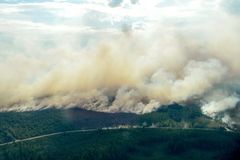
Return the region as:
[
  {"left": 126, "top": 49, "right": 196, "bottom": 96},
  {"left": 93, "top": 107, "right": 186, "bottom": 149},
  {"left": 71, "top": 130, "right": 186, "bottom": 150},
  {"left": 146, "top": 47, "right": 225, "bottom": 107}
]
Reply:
[
  {"left": 0, "top": 1, "right": 240, "bottom": 129},
  {"left": 0, "top": 28, "right": 238, "bottom": 114},
  {"left": 201, "top": 90, "right": 240, "bottom": 127},
  {"left": 202, "top": 95, "right": 239, "bottom": 117}
]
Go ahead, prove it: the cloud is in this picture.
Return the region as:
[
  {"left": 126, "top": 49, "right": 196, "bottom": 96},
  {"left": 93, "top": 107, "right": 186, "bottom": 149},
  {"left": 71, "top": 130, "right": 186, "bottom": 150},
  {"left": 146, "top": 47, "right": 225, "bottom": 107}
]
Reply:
[
  {"left": 222, "top": 0, "right": 240, "bottom": 15},
  {"left": 0, "top": 0, "right": 51, "bottom": 3},
  {"left": 108, "top": 0, "right": 123, "bottom": 7}
]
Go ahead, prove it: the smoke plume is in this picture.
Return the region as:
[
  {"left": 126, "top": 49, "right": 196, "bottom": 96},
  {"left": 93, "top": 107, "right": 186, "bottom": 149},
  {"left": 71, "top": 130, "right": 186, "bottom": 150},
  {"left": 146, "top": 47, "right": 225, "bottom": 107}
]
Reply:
[
  {"left": 0, "top": 3, "right": 240, "bottom": 128},
  {"left": 0, "top": 29, "right": 239, "bottom": 113}
]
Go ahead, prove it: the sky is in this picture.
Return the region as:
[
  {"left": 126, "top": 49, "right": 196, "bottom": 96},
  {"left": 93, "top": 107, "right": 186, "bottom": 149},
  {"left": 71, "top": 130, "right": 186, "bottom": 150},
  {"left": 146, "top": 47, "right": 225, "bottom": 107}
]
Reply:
[
  {"left": 0, "top": 0, "right": 240, "bottom": 126},
  {"left": 0, "top": 0, "right": 239, "bottom": 56}
]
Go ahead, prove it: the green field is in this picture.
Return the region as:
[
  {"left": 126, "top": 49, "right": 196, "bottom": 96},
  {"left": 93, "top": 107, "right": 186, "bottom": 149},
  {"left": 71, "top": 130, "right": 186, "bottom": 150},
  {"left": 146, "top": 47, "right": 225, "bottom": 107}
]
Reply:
[{"left": 0, "top": 129, "right": 240, "bottom": 160}]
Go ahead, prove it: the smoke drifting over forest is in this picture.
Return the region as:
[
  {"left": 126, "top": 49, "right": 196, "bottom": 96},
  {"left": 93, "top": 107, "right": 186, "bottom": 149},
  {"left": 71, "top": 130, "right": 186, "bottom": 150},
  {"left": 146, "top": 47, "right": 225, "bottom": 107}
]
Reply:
[{"left": 0, "top": 0, "right": 240, "bottom": 126}]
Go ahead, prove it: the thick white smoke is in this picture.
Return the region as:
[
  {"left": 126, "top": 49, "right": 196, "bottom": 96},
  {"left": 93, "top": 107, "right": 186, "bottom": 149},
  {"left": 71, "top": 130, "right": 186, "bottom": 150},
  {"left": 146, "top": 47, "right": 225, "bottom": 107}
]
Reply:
[
  {"left": 201, "top": 90, "right": 240, "bottom": 126},
  {"left": 0, "top": 3, "right": 240, "bottom": 127},
  {"left": 0, "top": 29, "right": 238, "bottom": 115},
  {"left": 202, "top": 95, "right": 239, "bottom": 117}
]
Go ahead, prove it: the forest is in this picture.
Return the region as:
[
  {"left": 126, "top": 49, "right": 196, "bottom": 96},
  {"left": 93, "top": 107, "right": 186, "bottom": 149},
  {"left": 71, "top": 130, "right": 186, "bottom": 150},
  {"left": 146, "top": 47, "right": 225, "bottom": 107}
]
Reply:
[{"left": 1, "top": 129, "right": 240, "bottom": 160}]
